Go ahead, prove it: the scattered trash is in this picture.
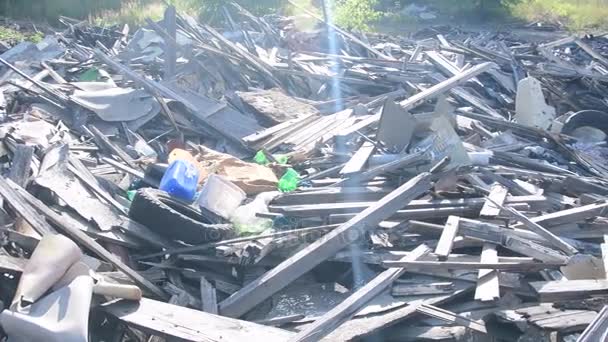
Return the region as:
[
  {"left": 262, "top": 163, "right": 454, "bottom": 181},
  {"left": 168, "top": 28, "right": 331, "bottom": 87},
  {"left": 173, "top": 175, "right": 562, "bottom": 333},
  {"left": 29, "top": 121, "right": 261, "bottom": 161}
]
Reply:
[{"left": 0, "top": 3, "right": 608, "bottom": 341}]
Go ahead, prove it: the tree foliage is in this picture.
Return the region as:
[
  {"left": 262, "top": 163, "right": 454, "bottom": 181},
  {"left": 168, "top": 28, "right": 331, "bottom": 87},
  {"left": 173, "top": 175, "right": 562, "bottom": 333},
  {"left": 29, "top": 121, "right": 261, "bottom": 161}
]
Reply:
[{"left": 332, "top": 0, "right": 382, "bottom": 30}]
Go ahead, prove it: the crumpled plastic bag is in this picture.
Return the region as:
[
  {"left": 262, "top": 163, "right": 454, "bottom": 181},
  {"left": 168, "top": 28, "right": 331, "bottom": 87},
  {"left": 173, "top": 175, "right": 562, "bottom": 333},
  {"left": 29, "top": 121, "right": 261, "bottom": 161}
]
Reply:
[{"left": 231, "top": 191, "right": 280, "bottom": 236}]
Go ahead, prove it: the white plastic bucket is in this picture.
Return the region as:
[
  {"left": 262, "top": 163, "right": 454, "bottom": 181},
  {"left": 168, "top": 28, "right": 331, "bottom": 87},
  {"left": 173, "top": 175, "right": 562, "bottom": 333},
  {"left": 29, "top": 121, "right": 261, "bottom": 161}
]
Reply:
[{"left": 198, "top": 174, "right": 246, "bottom": 219}]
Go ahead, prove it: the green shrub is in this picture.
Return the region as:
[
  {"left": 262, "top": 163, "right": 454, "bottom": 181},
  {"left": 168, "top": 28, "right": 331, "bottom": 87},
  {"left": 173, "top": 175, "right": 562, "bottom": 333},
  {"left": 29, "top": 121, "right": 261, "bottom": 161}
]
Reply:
[{"left": 333, "top": 0, "right": 382, "bottom": 30}]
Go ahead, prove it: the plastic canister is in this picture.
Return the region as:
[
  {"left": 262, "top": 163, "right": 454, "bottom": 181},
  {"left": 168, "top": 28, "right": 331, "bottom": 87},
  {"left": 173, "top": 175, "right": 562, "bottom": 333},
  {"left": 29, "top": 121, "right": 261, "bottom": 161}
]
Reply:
[{"left": 159, "top": 159, "right": 200, "bottom": 201}]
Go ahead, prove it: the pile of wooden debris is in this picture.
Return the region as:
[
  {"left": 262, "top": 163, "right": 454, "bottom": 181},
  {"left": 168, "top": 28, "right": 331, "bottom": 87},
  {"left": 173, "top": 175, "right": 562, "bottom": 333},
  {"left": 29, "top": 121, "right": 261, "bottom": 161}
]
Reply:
[{"left": 0, "top": 3, "right": 608, "bottom": 341}]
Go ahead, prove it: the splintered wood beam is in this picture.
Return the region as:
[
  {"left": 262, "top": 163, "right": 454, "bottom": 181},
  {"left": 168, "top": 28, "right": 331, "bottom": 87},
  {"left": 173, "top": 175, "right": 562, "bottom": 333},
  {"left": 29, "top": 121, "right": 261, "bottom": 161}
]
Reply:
[
  {"left": 103, "top": 298, "right": 293, "bottom": 341},
  {"left": 399, "top": 62, "right": 495, "bottom": 111},
  {"left": 381, "top": 260, "right": 564, "bottom": 271},
  {"left": 480, "top": 184, "right": 508, "bottom": 218},
  {"left": 340, "top": 141, "right": 375, "bottom": 176},
  {"left": 435, "top": 216, "right": 460, "bottom": 260},
  {"left": 290, "top": 245, "right": 432, "bottom": 342},
  {"left": 530, "top": 279, "right": 608, "bottom": 301},
  {"left": 416, "top": 304, "right": 487, "bottom": 334},
  {"left": 486, "top": 197, "right": 578, "bottom": 256},
  {"left": 0, "top": 176, "right": 55, "bottom": 235},
  {"left": 529, "top": 202, "right": 608, "bottom": 228},
  {"left": 219, "top": 172, "right": 434, "bottom": 318},
  {"left": 504, "top": 236, "right": 569, "bottom": 264},
  {"left": 474, "top": 244, "right": 500, "bottom": 302}
]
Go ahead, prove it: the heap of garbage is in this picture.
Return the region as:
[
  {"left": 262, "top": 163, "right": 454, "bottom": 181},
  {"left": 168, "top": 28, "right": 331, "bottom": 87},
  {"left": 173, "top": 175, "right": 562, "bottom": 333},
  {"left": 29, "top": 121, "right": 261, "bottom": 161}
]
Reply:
[{"left": 1, "top": 3, "right": 608, "bottom": 341}]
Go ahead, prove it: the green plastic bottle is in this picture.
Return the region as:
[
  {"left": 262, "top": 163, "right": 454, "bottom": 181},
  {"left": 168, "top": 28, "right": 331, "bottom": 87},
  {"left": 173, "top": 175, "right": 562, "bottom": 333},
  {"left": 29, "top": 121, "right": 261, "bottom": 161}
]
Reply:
[{"left": 278, "top": 168, "right": 299, "bottom": 192}]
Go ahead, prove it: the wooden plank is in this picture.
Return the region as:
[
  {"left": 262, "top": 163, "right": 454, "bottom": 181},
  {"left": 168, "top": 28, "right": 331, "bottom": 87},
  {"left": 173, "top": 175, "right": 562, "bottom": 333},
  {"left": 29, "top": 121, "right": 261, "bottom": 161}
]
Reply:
[
  {"left": 416, "top": 304, "right": 487, "bottom": 334},
  {"left": 89, "top": 125, "right": 138, "bottom": 169},
  {"left": 455, "top": 218, "right": 569, "bottom": 263},
  {"left": 435, "top": 216, "right": 460, "bottom": 260},
  {"left": 290, "top": 245, "right": 431, "bottom": 342},
  {"left": 575, "top": 38, "right": 608, "bottom": 68},
  {"left": 255, "top": 314, "right": 305, "bottom": 326},
  {"left": 530, "top": 279, "right": 608, "bottom": 301},
  {"left": 273, "top": 193, "right": 545, "bottom": 210},
  {"left": 322, "top": 281, "right": 473, "bottom": 341},
  {"left": 387, "top": 326, "right": 466, "bottom": 341},
  {"left": 147, "top": 291, "right": 189, "bottom": 342},
  {"left": 219, "top": 172, "right": 434, "bottom": 318},
  {"left": 67, "top": 164, "right": 128, "bottom": 215},
  {"left": 602, "top": 236, "right": 608, "bottom": 280},
  {"left": 480, "top": 184, "right": 508, "bottom": 218},
  {"left": 333, "top": 151, "right": 427, "bottom": 187},
  {"left": 577, "top": 305, "right": 608, "bottom": 342},
  {"left": 382, "top": 260, "right": 563, "bottom": 271},
  {"left": 481, "top": 170, "right": 533, "bottom": 196},
  {"left": 200, "top": 276, "right": 218, "bottom": 314},
  {"left": 489, "top": 198, "right": 578, "bottom": 256},
  {"left": 103, "top": 298, "right": 293, "bottom": 342},
  {"left": 6, "top": 178, "right": 167, "bottom": 299},
  {"left": 392, "top": 282, "right": 454, "bottom": 296},
  {"left": 399, "top": 62, "right": 495, "bottom": 111},
  {"left": 529, "top": 202, "right": 608, "bottom": 228},
  {"left": 163, "top": 5, "right": 177, "bottom": 78},
  {"left": 8, "top": 144, "right": 34, "bottom": 187},
  {"left": 0, "top": 176, "right": 55, "bottom": 236},
  {"left": 504, "top": 236, "right": 569, "bottom": 264},
  {"left": 562, "top": 176, "right": 608, "bottom": 196},
  {"left": 474, "top": 244, "right": 500, "bottom": 302},
  {"left": 339, "top": 141, "right": 375, "bottom": 176}
]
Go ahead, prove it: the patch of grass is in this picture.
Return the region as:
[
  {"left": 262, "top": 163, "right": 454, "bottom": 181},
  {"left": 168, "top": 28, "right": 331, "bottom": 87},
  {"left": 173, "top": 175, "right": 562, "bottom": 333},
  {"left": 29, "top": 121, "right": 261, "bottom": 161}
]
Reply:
[
  {"left": 508, "top": 0, "right": 608, "bottom": 31},
  {"left": 93, "top": 1, "right": 165, "bottom": 27},
  {"left": 0, "top": 26, "right": 44, "bottom": 44}
]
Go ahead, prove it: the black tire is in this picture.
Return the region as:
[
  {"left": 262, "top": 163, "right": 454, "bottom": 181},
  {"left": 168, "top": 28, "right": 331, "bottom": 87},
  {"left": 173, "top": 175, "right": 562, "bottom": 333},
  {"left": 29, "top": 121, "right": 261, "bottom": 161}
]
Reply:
[{"left": 129, "top": 188, "right": 234, "bottom": 244}]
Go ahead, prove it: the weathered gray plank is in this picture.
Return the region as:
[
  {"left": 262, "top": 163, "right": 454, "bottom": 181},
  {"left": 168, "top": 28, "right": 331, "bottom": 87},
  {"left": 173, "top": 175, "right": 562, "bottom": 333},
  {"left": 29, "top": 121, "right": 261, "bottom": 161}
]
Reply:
[
  {"left": 103, "top": 298, "right": 293, "bottom": 342},
  {"left": 219, "top": 172, "right": 434, "bottom": 317},
  {"left": 200, "top": 276, "right": 218, "bottom": 314},
  {"left": 340, "top": 141, "right": 376, "bottom": 176},
  {"left": 435, "top": 216, "right": 460, "bottom": 260},
  {"left": 480, "top": 184, "right": 508, "bottom": 218},
  {"left": 474, "top": 243, "right": 500, "bottom": 302},
  {"left": 290, "top": 245, "right": 431, "bottom": 342}
]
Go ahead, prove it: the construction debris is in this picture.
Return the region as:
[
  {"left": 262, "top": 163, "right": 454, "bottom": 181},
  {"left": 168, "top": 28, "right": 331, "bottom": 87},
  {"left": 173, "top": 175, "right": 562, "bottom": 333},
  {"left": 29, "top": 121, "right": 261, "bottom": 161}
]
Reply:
[{"left": 1, "top": 4, "right": 608, "bottom": 342}]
